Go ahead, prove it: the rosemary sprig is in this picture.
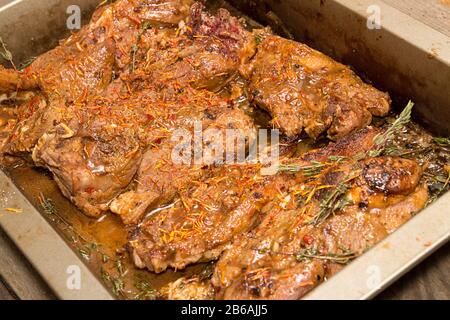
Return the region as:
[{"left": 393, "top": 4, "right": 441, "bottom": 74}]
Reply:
[
  {"left": 39, "top": 194, "right": 57, "bottom": 215},
  {"left": 296, "top": 247, "right": 358, "bottom": 264},
  {"left": 308, "top": 171, "right": 359, "bottom": 226},
  {"left": 279, "top": 161, "right": 328, "bottom": 176},
  {"left": 279, "top": 156, "right": 347, "bottom": 175},
  {"left": 433, "top": 137, "right": 450, "bottom": 148},
  {"left": 368, "top": 101, "right": 414, "bottom": 157},
  {"left": 0, "top": 37, "right": 16, "bottom": 69},
  {"left": 427, "top": 169, "right": 450, "bottom": 205},
  {"left": 18, "top": 57, "right": 36, "bottom": 71}
]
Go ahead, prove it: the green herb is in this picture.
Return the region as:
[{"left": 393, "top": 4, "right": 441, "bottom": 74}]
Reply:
[
  {"left": 134, "top": 279, "right": 158, "bottom": 300},
  {"left": 0, "top": 37, "right": 16, "bottom": 69},
  {"left": 369, "top": 101, "right": 414, "bottom": 157},
  {"left": 296, "top": 247, "right": 358, "bottom": 264},
  {"left": 141, "top": 21, "right": 153, "bottom": 30},
  {"left": 433, "top": 137, "right": 450, "bottom": 147},
  {"left": 39, "top": 194, "right": 57, "bottom": 215},
  {"left": 279, "top": 161, "right": 328, "bottom": 176},
  {"left": 279, "top": 156, "right": 347, "bottom": 175},
  {"left": 100, "top": 268, "right": 111, "bottom": 283},
  {"left": 78, "top": 248, "right": 91, "bottom": 261},
  {"left": 18, "top": 57, "right": 36, "bottom": 71},
  {"left": 427, "top": 170, "right": 450, "bottom": 205},
  {"left": 102, "top": 254, "right": 110, "bottom": 263},
  {"left": 130, "top": 44, "right": 138, "bottom": 73},
  {"left": 308, "top": 171, "right": 358, "bottom": 226},
  {"left": 115, "top": 259, "right": 126, "bottom": 277},
  {"left": 255, "top": 34, "right": 264, "bottom": 45},
  {"left": 328, "top": 155, "right": 347, "bottom": 163},
  {"left": 111, "top": 277, "right": 124, "bottom": 296}
]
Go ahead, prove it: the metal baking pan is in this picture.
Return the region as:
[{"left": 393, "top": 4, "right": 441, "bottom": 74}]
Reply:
[{"left": 0, "top": 0, "right": 449, "bottom": 300}]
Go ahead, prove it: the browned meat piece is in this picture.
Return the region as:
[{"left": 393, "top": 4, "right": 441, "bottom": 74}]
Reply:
[
  {"left": 131, "top": 164, "right": 277, "bottom": 273},
  {"left": 111, "top": 107, "right": 257, "bottom": 224},
  {"left": 140, "top": 2, "right": 256, "bottom": 90},
  {"left": 32, "top": 128, "right": 141, "bottom": 217},
  {"left": 2, "top": 36, "right": 115, "bottom": 157},
  {"left": 2, "top": 96, "right": 62, "bottom": 158},
  {"left": 0, "top": 66, "right": 37, "bottom": 93},
  {"left": 211, "top": 157, "right": 427, "bottom": 300},
  {"left": 91, "top": 0, "right": 194, "bottom": 27},
  {"left": 162, "top": 276, "right": 215, "bottom": 300},
  {"left": 129, "top": 127, "right": 380, "bottom": 273},
  {"left": 242, "top": 35, "right": 391, "bottom": 139},
  {"left": 28, "top": 39, "right": 115, "bottom": 102},
  {"left": 85, "top": 0, "right": 193, "bottom": 71},
  {"left": 15, "top": 0, "right": 193, "bottom": 100},
  {"left": 29, "top": 79, "right": 239, "bottom": 217},
  {"left": 3, "top": 0, "right": 253, "bottom": 158}
]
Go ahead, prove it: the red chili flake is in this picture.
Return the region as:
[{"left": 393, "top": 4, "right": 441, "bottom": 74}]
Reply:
[
  {"left": 169, "top": 114, "right": 177, "bottom": 121},
  {"left": 303, "top": 235, "right": 314, "bottom": 245},
  {"left": 154, "top": 138, "right": 162, "bottom": 145},
  {"left": 85, "top": 187, "right": 95, "bottom": 194},
  {"left": 146, "top": 114, "right": 155, "bottom": 121}
]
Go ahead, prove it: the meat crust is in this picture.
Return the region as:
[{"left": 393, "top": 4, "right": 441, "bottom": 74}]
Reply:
[{"left": 242, "top": 35, "right": 391, "bottom": 140}]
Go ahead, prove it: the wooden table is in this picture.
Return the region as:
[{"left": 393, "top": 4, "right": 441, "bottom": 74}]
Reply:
[{"left": 1, "top": 0, "right": 450, "bottom": 300}]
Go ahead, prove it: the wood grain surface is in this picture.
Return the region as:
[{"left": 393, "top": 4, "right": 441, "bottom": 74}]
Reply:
[{"left": 382, "top": 0, "right": 450, "bottom": 37}]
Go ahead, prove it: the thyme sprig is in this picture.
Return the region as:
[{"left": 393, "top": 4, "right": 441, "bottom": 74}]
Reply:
[
  {"left": 134, "top": 279, "right": 159, "bottom": 300},
  {"left": 433, "top": 137, "right": 450, "bottom": 148},
  {"left": 18, "top": 57, "right": 36, "bottom": 71},
  {"left": 279, "top": 161, "right": 328, "bottom": 176},
  {"left": 296, "top": 247, "right": 358, "bottom": 264},
  {"left": 368, "top": 101, "right": 414, "bottom": 157},
  {"left": 278, "top": 156, "right": 347, "bottom": 175},
  {"left": 308, "top": 170, "right": 359, "bottom": 226},
  {"left": 0, "top": 37, "right": 16, "bottom": 69}
]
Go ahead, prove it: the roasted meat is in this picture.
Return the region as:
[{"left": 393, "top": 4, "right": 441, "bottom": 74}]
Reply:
[
  {"left": 129, "top": 127, "right": 381, "bottom": 273},
  {"left": 30, "top": 79, "right": 252, "bottom": 217},
  {"left": 111, "top": 106, "right": 257, "bottom": 224},
  {"left": 136, "top": 2, "right": 256, "bottom": 90},
  {"left": 0, "top": 65, "right": 37, "bottom": 93},
  {"left": 242, "top": 35, "right": 391, "bottom": 139},
  {"left": 211, "top": 156, "right": 427, "bottom": 300},
  {"left": 0, "top": 0, "right": 436, "bottom": 301}
]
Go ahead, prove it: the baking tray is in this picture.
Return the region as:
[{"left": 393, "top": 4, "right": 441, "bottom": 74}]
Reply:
[{"left": 0, "top": 0, "right": 449, "bottom": 300}]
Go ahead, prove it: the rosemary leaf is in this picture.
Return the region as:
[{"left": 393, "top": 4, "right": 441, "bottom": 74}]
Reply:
[
  {"left": 433, "top": 137, "right": 450, "bottom": 147},
  {"left": 0, "top": 37, "right": 15, "bottom": 69},
  {"left": 369, "top": 101, "right": 414, "bottom": 157},
  {"left": 296, "top": 247, "right": 358, "bottom": 264},
  {"left": 308, "top": 170, "right": 359, "bottom": 226}
]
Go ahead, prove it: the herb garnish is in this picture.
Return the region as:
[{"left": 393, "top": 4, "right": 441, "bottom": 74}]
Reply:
[
  {"left": 307, "top": 171, "right": 358, "bottom": 226},
  {"left": 368, "top": 101, "right": 414, "bottom": 157},
  {"left": 0, "top": 37, "right": 16, "bottom": 69},
  {"left": 433, "top": 137, "right": 450, "bottom": 148},
  {"left": 296, "top": 247, "right": 358, "bottom": 264}
]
